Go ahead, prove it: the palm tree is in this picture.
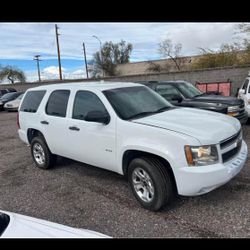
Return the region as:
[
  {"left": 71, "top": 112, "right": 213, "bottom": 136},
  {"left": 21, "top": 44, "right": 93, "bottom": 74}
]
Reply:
[{"left": 0, "top": 66, "right": 26, "bottom": 84}]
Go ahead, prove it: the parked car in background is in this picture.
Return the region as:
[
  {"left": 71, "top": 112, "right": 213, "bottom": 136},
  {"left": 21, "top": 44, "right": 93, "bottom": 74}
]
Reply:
[
  {"left": 238, "top": 73, "right": 250, "bottom": 118},
  {"left": 4, "top": 93, "right": 24, "bottom": 111},
  {"left": 0, "top": 210, "right": 109, "bottom": 238},
  {"left": 139, "top": 80, "right": 248, "bottom": 124},
  {"left": 17, "top": 82, "right": 247, "bottom": 211},
  {"left": 0, "top": 88, "right": 16, "bottom": 98},
  {"left": 0, "top": 92, "right": 23, "bottom": 111}
]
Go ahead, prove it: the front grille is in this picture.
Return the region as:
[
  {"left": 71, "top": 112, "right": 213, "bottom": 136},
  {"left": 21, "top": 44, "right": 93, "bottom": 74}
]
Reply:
[
  {"left": 220, "top": 130, "right": 241, "bottom": 150},
  {"left": 222, "top": 141, "right": 242, "bottom": 162}
]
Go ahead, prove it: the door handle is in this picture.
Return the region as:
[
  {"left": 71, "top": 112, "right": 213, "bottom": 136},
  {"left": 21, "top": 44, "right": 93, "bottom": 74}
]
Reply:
[
  {"left": 69, "top": 126, "right": 80, "bottom": 131},
  {"left": 41, "top": 120, "right": 49, "bottom": 125}
]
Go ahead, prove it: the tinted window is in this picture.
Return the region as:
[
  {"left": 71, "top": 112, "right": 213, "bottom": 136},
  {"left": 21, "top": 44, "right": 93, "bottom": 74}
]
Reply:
[
  {"left": 155, "top": 84, "right": 182, "bottom": 101},
  {"left": 20, "top": 90, "right": 46, "bottom": 113},
  {"left": 176, "top": 82, "right": 203, "bottom": 98},
  {"left": 46, "top": 90, "right": 70, "bottom": 117},
  {"left": 73, "top": 91, "right": 107, "bottom": 120}
]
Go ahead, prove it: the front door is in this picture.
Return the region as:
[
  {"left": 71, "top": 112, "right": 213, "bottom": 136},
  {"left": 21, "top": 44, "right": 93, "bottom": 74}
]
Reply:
[{"left": 66, "top": 90, "right": 117, "bottom": 172}]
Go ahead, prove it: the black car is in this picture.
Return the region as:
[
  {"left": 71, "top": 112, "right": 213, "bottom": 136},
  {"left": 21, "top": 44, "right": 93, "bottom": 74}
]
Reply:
[
  {"left": 139, "top": 80, "right": 248, "bottom": 124},
  {"left": 0, "top": 92, "right": 23, "bottom": 111},
  {"left": 0, "top": 88, "right": 16, "bottom": 98}
]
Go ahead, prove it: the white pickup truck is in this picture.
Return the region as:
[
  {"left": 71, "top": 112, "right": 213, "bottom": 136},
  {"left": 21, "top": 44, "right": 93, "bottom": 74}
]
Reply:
[{"left": 17, "top": 82, "right": 248, "bottom": 211}]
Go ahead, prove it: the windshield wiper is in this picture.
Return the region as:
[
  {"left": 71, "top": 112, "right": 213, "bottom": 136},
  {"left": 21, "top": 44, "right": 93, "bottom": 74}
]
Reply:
[
  {"left": 155, "top": 106, "right": 172, "bottom": 113},
  {"left": 127, "top": 111, "right": 158, "bottom": 120},
  {"left": 193, "top": 93, "right": 206, "bottom": 98},
  {"left": 127, "top": 107, "right": 172, "bottom": 120}
]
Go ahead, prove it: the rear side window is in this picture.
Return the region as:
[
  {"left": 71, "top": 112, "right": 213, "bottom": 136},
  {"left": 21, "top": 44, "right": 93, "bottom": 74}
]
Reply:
[
  {"left": 20, "top": 90, "right": 46, "bottom": 113},
  {"left": 72, "top": 91, "right": 107, "bottom": 120},
  {"left": 46, "top": 90, "right": 70, "bottom": 117}
]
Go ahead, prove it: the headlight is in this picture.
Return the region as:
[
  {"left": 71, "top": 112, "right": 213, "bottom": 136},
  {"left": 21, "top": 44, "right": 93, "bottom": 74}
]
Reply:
[
  {"left": 227, "top": 105, "right": 240, "bottom": 117},
  {"left": 184, "top": 145, "right": 219, "bottom": 166}
]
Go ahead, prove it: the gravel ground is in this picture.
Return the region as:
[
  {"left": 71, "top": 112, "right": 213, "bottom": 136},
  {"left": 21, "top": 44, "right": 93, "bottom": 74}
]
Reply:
[{"left": 0, "top": 111, "right": 249, "bottom": 238}]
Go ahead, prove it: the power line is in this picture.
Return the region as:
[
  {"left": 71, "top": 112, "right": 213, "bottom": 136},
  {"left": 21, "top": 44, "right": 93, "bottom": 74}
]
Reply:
[
  {"left": 55, "top": 24, "right": 62, "bottom": 80},
  {"left": 33, "top": 55, "right": 42, "bottom": 82}
]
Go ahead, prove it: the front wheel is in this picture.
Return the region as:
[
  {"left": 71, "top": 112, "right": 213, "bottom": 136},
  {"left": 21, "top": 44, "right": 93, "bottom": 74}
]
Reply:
[
  {"left": 31, "top": 136, "right": 56, "bottom": 169},
  {"left": 128, "top": 157, "right": 174, "bottom": 211}
]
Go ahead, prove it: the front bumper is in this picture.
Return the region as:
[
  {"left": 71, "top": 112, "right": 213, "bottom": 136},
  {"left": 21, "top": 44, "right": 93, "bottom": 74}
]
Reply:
[
  {"left": 234, "top": 110, "right": 248, "bottom": 124},
  {"left": 4, "top": 106, "right": 18, "bottom": 111},
  {"left": 176, "top": 140, "right": 248, "bottom": 196}
]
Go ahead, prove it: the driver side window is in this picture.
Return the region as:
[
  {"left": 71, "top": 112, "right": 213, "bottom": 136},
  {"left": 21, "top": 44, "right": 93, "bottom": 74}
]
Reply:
[
  {"left": 155, "top": 84, "right": 182, "bottom": 101},
  {"left": 72, "top": 91, "right": 108, "bottom": 120}
]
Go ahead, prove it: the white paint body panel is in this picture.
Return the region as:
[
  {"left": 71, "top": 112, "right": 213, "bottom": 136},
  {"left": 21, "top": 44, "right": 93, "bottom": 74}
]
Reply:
[
  {"left": 0, "top": 210, "right": 109, "bottom": 238},
  {"left": 18, "top": 82, "right": 248, "bottom": 197},
  {"left": 238, "top": 76, "right": 250, "bottom": 117}
]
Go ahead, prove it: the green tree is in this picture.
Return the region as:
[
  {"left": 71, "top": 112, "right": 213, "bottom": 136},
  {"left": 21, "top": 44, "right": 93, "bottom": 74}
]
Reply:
[
  {"left": 0, "top": 66, "right": 26, "bottom": 84},
  {"left": 92, "top": 40, "right": 133, "bottom": 77},
  {"left": 158, "top": 39, "right": 183, "bottom": 71},
  {"left": 191, "top": 43, "right": 241, "bottom": 69}
]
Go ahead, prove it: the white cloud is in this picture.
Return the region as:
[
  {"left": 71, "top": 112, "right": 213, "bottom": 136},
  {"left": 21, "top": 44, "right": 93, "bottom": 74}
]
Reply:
[{"left": 0, "top": 22, "right": 249, "bottom": 63}]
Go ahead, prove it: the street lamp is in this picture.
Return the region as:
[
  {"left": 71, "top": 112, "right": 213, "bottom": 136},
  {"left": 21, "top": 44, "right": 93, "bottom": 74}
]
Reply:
[{"left": 92, "top": 35, "right": 104, "bottom": 77}]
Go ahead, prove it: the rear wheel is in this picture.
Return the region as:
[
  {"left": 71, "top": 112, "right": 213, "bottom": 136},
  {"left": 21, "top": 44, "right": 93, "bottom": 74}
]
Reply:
[
  {"left": 31, "top": 136, "right": 56, "bottom": 169},
  {"left": 128, "top": 157, "right": 174, "bottom": 211}
]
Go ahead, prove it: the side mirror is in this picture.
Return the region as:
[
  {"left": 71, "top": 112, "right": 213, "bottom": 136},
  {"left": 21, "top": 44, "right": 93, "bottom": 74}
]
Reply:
[
  {"left": 171, "top": 95, "right": 183, "bottom": 103},
  {"left": 238, "top": 89, "right": 245, "bottom": 95},
  {"left": 85, "top": 111, "right": 110, "bottom": 125}
]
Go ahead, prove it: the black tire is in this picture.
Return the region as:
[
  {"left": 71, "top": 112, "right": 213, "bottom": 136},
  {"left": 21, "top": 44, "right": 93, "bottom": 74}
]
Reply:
[
  {"left": 30, "top": 136, "right": 56, "bottom": 169},
  {"left": 128, "top": 157, "right": 173, "bottom": 211}
]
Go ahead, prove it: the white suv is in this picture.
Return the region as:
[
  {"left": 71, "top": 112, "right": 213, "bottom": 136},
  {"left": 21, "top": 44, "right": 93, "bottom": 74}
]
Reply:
[
  {"left": 238, "top": 73, "right": 250, "bottom": 117},
  {"left": 18, "top": 82, "right": 248, "bottom": 211}
]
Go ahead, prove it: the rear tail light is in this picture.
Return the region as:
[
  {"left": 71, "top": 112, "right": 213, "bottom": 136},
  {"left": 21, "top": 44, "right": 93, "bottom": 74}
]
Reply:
[{"left": 17, "top": 112, "right": 20, "bottom": 129}]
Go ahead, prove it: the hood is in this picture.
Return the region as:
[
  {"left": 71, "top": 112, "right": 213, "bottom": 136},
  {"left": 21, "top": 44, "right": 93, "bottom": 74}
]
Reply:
[
  {"left": 194, "top": 94, "right": 244, "bottom": 106},
  {"left": 4, "top": 99, "right": 21, "bottom": 107},
  {"left": 1, "top": 211, "right": 109, "bottom": 238},
  {"left": 180, "top": 100, "right": 228, "bottom": 113},
  {"left": 133, "top": 107, "right": 241, "bottom": 144}
]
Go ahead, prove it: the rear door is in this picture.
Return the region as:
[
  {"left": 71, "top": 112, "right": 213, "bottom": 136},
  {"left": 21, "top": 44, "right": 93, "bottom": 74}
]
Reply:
[{"left": 39, "top": 89, "right": 71, "bottom": 156}]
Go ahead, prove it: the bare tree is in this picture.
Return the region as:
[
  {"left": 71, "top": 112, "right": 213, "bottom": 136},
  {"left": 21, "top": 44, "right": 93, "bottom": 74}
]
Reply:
[
  {"left": 158, "top": 39, "right": 183, "bottom": 71},
  {"left": 146, "top": 61, "right": 163, "bottom": 73}
]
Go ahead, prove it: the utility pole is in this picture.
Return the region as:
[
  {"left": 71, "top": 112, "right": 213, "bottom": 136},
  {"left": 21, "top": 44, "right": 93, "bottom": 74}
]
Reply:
[
  {"left": 82, "top": 42, "right": 89, "bottom": 79},
  {"left": 33, "top": 55, "right": 42, "bottom": 82},
  {"left": 55, "top": 24, "right": 62, "bottom": 80}
]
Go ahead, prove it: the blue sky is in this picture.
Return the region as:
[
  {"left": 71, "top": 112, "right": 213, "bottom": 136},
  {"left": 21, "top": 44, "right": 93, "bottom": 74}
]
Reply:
[{"left": 0, "top": 22, "right": 248, "bottom": 82}]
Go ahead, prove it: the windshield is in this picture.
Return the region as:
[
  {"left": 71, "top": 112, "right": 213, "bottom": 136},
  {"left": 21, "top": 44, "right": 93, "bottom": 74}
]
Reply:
[
  {"left": 176, "top": 82, "right": 203, "bottom": 99},
  {"left": 103, "top": 86, "right": 173, "bottom": 120},
  {"left": 17, "top": 93, "right": 24, "bottom": 100}
]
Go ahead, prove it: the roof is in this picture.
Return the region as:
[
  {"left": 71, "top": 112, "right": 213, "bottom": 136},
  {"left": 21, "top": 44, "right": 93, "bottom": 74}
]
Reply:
[{"left": 27, "top": 81, "right": 143, "bottom": 92}]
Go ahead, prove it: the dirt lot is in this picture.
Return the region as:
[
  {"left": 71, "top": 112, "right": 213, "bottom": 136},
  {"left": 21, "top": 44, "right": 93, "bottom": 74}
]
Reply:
[{"left": 0, "top": 111, "right": 249, "bottom": 238}]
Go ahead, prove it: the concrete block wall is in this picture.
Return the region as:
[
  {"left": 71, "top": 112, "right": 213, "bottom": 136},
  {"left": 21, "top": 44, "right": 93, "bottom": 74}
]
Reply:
[{"left": 2, "top": 65, "right": 250, "bottom": 96}]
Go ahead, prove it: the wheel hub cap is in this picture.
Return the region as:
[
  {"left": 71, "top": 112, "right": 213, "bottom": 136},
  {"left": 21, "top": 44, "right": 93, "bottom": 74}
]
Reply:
[
  {"left": 132, "top": 167, "right": 155, "bottom": 203},
  {"left": 33, "top": 143, "right": 45, "bottom": 165}
]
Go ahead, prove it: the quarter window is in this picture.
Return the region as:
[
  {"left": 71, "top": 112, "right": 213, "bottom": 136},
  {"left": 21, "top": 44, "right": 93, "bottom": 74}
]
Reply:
[
  {"left": 46, "top": 90, "right": 70, "bottom": 117},
  {"left": 73, "top": 91, "right": 107, "bottom": 120},
  {"left": 20, "top": 90, "right": 46, "bottom": 113}
]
